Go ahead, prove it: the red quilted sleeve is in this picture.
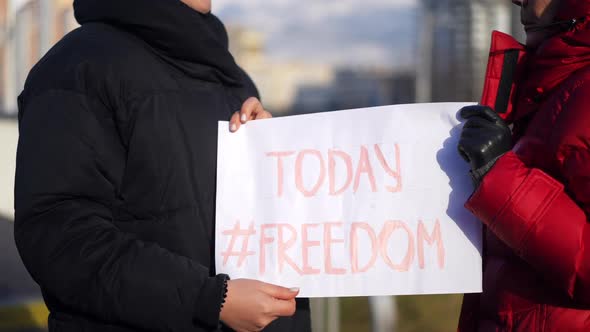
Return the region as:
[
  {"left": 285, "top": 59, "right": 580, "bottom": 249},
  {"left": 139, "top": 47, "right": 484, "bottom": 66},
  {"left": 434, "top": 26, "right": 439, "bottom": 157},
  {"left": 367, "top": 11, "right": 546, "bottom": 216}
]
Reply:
[{"left": 466, "top": 151, "right": 590, "bottom": 304}]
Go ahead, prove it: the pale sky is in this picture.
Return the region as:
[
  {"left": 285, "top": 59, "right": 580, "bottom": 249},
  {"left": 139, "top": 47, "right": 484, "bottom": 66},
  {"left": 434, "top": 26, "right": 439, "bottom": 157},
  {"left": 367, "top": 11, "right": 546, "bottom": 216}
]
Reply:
[
  {"left": 11, "top": 0, "right": 419, "bottom": 69},
  {"left": 213, "top": 0, "right": 418, "bottom": 69},
  {"left": 12, "top": 0, "right": 417, "bottom": 14},
  {"left": 213, "top": 0, "right": 417, "bottom": 13}
]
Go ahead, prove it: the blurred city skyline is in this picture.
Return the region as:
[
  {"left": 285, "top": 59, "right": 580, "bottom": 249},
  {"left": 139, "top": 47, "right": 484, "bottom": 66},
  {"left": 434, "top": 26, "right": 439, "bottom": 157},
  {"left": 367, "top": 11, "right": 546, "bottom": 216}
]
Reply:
[{"left": 2, "top": 0, "right": 523, "bottom": 116}]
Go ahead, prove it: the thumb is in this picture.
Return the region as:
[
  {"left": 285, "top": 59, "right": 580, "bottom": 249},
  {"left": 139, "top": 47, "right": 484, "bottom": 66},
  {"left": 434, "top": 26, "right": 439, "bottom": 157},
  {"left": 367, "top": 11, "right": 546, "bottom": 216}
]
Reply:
[
  {"left": 457, "top": 144, "right": 470, "bottom": 163},
  {"left": 264, "top": 284, "right": 300, "bottom": 300}
]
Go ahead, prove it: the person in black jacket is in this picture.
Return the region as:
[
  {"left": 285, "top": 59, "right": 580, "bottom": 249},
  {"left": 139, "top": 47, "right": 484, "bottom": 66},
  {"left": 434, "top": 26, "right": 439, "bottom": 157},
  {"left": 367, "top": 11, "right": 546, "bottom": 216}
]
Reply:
[{"left": 14, "top": 0, "right": 311, "bottom": 331}]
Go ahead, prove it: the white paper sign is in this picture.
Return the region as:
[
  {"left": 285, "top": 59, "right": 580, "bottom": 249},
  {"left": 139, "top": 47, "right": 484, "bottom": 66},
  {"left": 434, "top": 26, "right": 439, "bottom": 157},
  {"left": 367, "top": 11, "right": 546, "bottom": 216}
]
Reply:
[{"left": 216, "top": 103, "right": 482, "bottom": 298}]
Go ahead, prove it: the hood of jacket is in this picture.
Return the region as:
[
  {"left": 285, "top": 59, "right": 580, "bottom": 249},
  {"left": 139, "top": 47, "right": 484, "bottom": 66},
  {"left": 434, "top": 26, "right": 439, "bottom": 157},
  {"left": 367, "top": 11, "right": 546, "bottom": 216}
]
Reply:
[
  {"left": 516, "top": 9, "right": 590, "bottom": 122},
  {"left": 74, "top": 0, "right": 244, "bottom": 86}
]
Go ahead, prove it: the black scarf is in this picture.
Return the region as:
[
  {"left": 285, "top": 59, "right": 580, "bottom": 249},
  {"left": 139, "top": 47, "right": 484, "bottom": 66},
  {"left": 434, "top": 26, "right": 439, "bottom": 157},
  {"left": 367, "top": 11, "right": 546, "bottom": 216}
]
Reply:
[{"left": 74, "top": 0, "right": 246, "bottom": 88}]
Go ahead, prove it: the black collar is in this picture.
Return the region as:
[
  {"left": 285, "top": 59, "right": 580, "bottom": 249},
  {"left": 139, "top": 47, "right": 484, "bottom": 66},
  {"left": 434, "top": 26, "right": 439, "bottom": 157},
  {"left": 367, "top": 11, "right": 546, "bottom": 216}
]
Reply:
[{"left": 74, "top": 0, "right": 244, "bottom": 86}]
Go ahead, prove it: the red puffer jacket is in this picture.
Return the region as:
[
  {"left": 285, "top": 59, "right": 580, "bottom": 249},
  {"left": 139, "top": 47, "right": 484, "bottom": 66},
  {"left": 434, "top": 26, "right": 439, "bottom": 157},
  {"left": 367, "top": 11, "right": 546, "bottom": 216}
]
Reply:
[{"left": 458, "top": 3, "right": 590, "bottom": 332}]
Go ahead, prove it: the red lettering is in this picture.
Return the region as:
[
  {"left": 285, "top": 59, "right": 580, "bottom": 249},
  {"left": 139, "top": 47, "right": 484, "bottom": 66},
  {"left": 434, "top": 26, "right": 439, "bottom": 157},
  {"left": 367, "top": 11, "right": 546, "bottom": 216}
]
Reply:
[
  {"left": 328, "top": 150, "right": 353, "bottom": 196},
  {"left": 379, "top": 220, "right": 415, "bottom": 272},
  {"left": 295, "top": 150, "right": 326, "bottom": 197},
  {"left": 276, "top": 224, "right": 304, "bottom": 274},
  {"left": 350, "top": 222, "right": 379, "bottom": 273},
  {"left": 301, "top": 223, "right": 321, "bottom": 274},
  {"left": 353, "top": 145, "right": 377, "bottom": 193},
  {"left": 417, "top": 219, "right": 445, "bottom": 269},
  {"left": 324, "top": 222, "right": 346, "bottom": 275},
  {"left": 374, "top": 144, "right": 402, "bottom": 193},
  {"left": 266, "top": 151, "right": 295, "bottom": 197},
  {"left": 251, "top": 219, "right": 447, "bottom": 276},
  {"left": 259, "top": 224, "right": 277, "bottom": 275}
]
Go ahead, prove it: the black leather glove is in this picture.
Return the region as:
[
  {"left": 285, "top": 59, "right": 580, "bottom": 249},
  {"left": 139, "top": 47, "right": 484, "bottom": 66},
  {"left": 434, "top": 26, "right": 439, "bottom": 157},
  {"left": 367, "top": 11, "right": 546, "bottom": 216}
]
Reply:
[{"left": 458, "top": 105, "right": 512, "bottom": 187}]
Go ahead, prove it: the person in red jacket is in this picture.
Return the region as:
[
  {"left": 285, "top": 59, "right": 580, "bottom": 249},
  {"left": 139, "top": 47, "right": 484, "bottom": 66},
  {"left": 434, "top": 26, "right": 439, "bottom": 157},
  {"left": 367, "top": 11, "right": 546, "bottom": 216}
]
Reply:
[{"left": 457, "top": 0, "right": 590, "bottom": 330}]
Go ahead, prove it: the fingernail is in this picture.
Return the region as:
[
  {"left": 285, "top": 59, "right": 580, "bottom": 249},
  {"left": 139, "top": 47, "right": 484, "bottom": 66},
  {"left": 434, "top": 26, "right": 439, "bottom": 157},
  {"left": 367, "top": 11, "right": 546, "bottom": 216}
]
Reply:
[
  {"left": 241, "top": 113, "right": 247, "bottom": 123},
  {"left": 289, "top": 287, "right": 299, "bottom": 292},
  {"left": 230, "top": 124, "right": 237, "bottom": 132}
]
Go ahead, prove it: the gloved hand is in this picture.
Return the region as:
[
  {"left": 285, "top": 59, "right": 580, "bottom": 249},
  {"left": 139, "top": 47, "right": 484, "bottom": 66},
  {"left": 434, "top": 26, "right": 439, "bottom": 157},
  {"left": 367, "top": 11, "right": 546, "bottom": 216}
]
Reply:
[{"left": 458, "top": 105, "right": 512, "bottom": 187}]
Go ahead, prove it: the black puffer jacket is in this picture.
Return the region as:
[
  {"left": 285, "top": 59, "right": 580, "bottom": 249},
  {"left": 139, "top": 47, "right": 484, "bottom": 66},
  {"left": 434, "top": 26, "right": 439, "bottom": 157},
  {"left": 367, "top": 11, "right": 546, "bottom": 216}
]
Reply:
[{"left": 14, "top": 0, "right": 310, "bottom": 331}]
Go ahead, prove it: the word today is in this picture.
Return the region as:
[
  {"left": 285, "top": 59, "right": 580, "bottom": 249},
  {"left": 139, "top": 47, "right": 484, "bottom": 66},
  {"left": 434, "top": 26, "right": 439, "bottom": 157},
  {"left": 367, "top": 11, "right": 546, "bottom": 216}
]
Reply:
[{"left": 266, "top": 144, "right": 402, "bottom": 197}]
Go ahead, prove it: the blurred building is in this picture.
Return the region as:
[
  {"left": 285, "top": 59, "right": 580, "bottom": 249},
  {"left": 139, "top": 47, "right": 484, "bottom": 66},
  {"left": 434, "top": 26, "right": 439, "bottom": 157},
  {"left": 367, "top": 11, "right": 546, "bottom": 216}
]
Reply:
[
  {"left": 1, "top": 0, "right": 76, "bottom": 115},
  {"left": 417, "top": 0, "right": 525, "bottom": 103},
  {"left": 291, "top": 69, "right": 416, "bottom": 114},
  {"left": 228, "top": 25, "right": 416, "bottom": 115},
  {"left": 227, "top": 25, "right": 336, "bottom": 115},
  {"left": 0, "top": 119, "right": 16, "bottom": 219}
]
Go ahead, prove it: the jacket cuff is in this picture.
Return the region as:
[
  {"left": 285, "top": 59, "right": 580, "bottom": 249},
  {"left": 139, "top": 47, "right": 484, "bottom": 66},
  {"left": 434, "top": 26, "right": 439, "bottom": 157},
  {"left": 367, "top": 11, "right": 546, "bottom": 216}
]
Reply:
[
  {"left": 466, "top": 151, "right": 564, "bottom": 254},
  {"left": 469, "top": 154, "right": 504, "bottom": 188},
  {"left": 193, "top": 274, "right": 230, "bottom": 328},
  {"left": 465, "top": 151, "right": 528, "bottom": 225}
]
